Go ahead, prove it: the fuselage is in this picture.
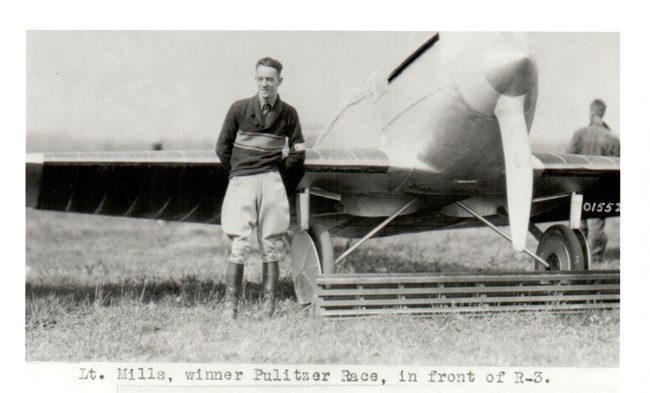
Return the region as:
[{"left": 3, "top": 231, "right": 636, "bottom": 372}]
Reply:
[{"left": 308, "top": 32, "right": 538, "bottom": 218}]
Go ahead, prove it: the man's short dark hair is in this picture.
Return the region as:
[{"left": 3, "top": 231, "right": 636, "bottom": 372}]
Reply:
[
  {"left": 256, "top": 57, "right": 283, "bottom": 74},
  {"left": 590, "top": 99, "right": 606, "bottom": 117}
]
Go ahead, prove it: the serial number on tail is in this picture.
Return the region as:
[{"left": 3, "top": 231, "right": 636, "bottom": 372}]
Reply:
[{"left": 583, "top": 202, "right": 620, "bottom": 214}]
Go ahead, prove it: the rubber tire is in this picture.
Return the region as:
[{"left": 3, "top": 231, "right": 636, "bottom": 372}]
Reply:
[
  {"left": 308, "top": 224, "right": 335, "bottom": 275},
  {"left": 290, "top": 231, "right": 320, "bottom": 305},
  {"left": 535, "top": 224, "right": 587, "bottom": 271},
  {"left": 573, "top": 228, "right": 591, "bottom": 271}
]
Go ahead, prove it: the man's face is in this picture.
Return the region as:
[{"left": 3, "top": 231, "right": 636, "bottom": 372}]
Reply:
[{"left": 255, "top": 65, "right": 282, "bottom": 101}]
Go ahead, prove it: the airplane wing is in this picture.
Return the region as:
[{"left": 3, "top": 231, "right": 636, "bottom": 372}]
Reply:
[
  {"left": 27, "top": 150, "right": 229, "bottom": 224},
  {"left": 302, "top": 148, "right": 389, "bottom": 173},
  {"left": 26, "top": 149, "right": 619, "bottom": 230},
  {"left": 25, "top": 148, "right": 392, "bottom": 225},
  {"left": 295, "top": 149, "right": 619, "bottom": 238},
  {"left": 530, "top": 152, "right": 620, "bottom": 222},
  {"left": 299, "top": 149, "right": 620, "bottom": 212},
  {"left": 533, "top": 152, "right": 619, "bottom": 189}
]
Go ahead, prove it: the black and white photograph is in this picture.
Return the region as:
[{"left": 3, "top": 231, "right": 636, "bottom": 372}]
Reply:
[{"left": 13, "top": 2, "right": 649, "bottom": 393}]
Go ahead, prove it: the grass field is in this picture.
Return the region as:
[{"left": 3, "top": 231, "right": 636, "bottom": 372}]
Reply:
[{"left": 25, "top": 209, "right": 620, "bottom": 366}]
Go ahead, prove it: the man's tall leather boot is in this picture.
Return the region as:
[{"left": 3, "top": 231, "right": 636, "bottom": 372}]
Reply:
[
  {"left": 261, "top": 261, "right": 279, "bottom": 318},
  {"left": 222, "top": 262, "right": 244, "bottom": 319}
]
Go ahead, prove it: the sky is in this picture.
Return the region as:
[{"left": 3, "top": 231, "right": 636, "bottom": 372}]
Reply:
[{"left": 26, "top": 31, "right": 619, "bottom": 152}]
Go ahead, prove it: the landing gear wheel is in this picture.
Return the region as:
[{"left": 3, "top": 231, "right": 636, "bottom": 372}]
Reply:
[
  {"left": 573, "top": 229, "right": 592, "bottom": 271},
  {"left": 308, "top": 224, "right": 335, "bottom": 275},
  {"left": 290, "top": 225, "right": 335, "bottom": 305},
  {"left": 291, "top": 231, "right": 320, "bottom": 305},
  {"left": 535, "top": 224, "right": 587, "bottom": 271}
]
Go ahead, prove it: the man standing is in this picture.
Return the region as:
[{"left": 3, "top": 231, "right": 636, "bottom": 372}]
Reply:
[
  {"left": 216, "top": 57, "right": 305, "bottom": 319},
  {"left": 567, "top": 99, "right": 620, "bottom": 262}
]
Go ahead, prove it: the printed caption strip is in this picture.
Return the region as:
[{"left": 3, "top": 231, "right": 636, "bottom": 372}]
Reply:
[{"left": 25, "top": 363, "right": 618, "bottom": 393}]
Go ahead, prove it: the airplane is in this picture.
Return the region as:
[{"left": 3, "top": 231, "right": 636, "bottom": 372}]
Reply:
[{"left": 26, "top": 32, "right": 620, "bottom": 304}]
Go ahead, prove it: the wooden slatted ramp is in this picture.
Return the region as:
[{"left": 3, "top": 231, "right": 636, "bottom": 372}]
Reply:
[{"left": 315, "top": 270, "right": 620, "bottom": 318}]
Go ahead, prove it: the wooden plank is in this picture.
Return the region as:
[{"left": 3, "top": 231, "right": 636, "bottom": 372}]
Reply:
[
  {"left": 319, "top": 294, "right": 620, "bottom": 308},
  {"left": 319, "top": 270, "right": 620, "bottom": 278},
  {"left": 316, "top": 271, "right": 620, "bottom": 285},
  {"left": 315, "top": 270, "right": 620, "bottom": 317},
  {"left": 317, "top": 277, "right": 618, "bottom": 286},
  {"left": 316, "top": 275, "right": 619, "bottom": 286},
  {"left": 319, "top": 303, "right": 620, "bottom": 317},
  {"left": 316, "top": 283, "right": 620, "bottom": 297}
]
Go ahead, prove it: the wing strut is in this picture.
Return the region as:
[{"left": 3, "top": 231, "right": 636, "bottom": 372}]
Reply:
[
  {"left": 456, "top": 201, "right": 549, "bottom": 268},
  {"left": 334, "top": 198, "right": 420, "bottom": 265}
]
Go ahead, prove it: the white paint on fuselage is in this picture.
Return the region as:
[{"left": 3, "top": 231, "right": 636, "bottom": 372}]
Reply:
[{"left": 314, "top": 32, "right": 538, "bottom": 191}]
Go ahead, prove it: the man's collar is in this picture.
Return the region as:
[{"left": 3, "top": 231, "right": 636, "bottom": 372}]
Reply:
[
  {"left": 258, "top": 94, "right": 278, "bottom": 109},
  {"left": 590, "top": 118, "right": 607, "bottom": 128}
]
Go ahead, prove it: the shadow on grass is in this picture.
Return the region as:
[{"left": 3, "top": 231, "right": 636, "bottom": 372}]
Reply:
[
  {"left": 25, "top": 277, "right": 298, "bottom": 307},
  {"left": 603, "top": 246, "right": 620, "bottom": 261},
  {"left": 335, "top": 250, "right": 491, "bottom": 274}
]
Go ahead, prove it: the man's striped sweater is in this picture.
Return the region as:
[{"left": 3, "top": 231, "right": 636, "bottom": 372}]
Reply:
[{"left": 216, "top": 95, "right": 305, "bottom": 178}]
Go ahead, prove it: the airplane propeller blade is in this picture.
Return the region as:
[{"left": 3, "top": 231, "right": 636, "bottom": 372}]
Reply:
[{"left": 494, "top": 95, "right": 532, "bottom": 251}]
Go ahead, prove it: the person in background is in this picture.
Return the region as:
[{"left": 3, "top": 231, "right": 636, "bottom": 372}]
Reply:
[
  {"left": 567, "top": 99, "right": 620, "bottom": 262},
  {"left": 216, "top": 57, "right": 305, "bottom": 319}
]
